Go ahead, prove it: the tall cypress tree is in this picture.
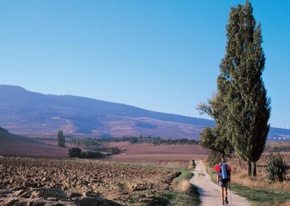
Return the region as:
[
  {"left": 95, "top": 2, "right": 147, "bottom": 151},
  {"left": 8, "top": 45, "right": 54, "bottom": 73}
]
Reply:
[
  {"left": 57, "top": 130, "right": 65, "bottom": 147},
  {"left": 220, "top": 0, "right": 271, "bottom": 176}
]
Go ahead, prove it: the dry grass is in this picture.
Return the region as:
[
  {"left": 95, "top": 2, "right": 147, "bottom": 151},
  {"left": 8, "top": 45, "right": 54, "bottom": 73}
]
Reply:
[
  {"left": 205, "top": 155, "right": 290, "bottom": 205},
  {"left": 227, "top": 153, "right": 290, "bottom": 190},
  {"left": 231, "top": 171, "right": 290, "bottom": 190},
  {"left": 177, "top": 180, "right": 191, "bottom": 193},
  {"left": 261, "top": 201, "right": 290, "bottom": 206},
  {"left": 280, "top": 201, "right": 290, "bottom": 206}
]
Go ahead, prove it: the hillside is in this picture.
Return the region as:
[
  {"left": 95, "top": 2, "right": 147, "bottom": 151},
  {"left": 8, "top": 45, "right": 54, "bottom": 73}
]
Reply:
[
  {"left": 0, "top": 85, "right": 214, "bottom": 138},
  {"left": 0, "top": 127, "right": 68, "bottom": 157},
  {"left": 0, "top": 85, "right": 289, "bottom": 139}
]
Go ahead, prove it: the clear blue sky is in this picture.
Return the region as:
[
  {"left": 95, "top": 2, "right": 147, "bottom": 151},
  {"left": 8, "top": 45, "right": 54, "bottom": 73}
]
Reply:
[{"left": 1, "top": 1, "right": 289, "bottom": 128}]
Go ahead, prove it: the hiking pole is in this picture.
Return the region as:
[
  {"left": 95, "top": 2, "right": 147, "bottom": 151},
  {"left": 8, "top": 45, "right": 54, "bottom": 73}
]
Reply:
[{"left": 229, "top": 182, "right": 233, "bottom": 206}]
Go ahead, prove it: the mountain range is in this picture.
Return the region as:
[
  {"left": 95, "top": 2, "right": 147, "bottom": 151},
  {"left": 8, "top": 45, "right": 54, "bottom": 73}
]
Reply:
[{"left": 0, "top": 85, "right": 289, "bottom": 140}]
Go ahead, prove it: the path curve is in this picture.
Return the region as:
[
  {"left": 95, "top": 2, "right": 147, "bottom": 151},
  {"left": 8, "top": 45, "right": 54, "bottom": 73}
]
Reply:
[{"left": 189, "top": 160, "right": 250, "bottom": 206}]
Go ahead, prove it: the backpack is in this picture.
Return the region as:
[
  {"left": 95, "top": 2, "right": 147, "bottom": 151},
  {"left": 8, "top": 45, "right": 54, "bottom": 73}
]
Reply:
[{"left": 215, "top": 163, "right": 231, "bottom": 183}]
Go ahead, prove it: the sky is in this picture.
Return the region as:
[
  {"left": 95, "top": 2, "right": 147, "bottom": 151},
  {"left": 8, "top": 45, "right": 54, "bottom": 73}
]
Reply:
[{"left": 1, "top": 1, "right": 290, "bottom": 129}]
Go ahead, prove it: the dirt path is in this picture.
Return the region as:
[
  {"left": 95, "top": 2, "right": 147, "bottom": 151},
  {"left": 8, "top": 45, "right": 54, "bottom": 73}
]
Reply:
[{"left": 190, "top": 160, "right": 250, "bottom": 206}]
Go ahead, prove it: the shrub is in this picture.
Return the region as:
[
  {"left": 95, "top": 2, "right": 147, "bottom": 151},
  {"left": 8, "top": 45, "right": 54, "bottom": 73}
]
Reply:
[
  {"left": 178, "top": 180, "right": 191, "bottom": 193},
  {"left": 266, "top": 152, "right": 287, "bottom": 182},
  {"left": 69, "top": 148, "right": 81, "bottom": 158},
  {"left": 109, "top": 147, "right": 121, "bottom": 154},
  {"left": 80, "top": 151, "right": 103, "bottom": 158}
]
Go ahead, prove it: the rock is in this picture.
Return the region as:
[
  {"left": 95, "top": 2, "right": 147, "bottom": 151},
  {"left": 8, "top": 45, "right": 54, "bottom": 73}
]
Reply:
[
  {"left": 0, "top": 188, "right": 12, "bottom": 196},
  {"left": 65, "top": 191, "right": 82, "bottom": 198},
  {"left": 0, "top": 186, "right": 123, "bottom": 206},
  {"left": 14, "top": 190, "right": 25, "bottom": 196},
  {"left": 19, "top": 190, "right": 31, "bottom": 198},
  {"left": 46, "top": 197, "right": 58, "bottom": 201},
  {"left": 31, "top": 188, "right": 67, "bottom": 200},
  {"left": 75, "top": 196, "right": 106, "bottom": 206},
  {"left": 23, "top": 181, "right": 37, "bottom": 188},
  {"left": 2, "top": 197, "right": 19, "bottom": 206},
  {"left": 14, "top": 201, "right": 29, "bottom": 206},
  {"left": 29, "top": 199, "right": 46, "bottom": 206}
]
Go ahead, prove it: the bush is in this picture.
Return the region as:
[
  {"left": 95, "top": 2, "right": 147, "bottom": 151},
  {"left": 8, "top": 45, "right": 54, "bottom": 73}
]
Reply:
[
  {"left": 109, "top": 147, "right": 121, "bottom": 154},
  {"left": 69, "top": 148, "right": 81, "bottom": 158},
  {"left": 80, "top": 151, "right": 103, "bottom": 158},
  {"left": 266, "top": 152, "right": 287, "bottom": 182}
]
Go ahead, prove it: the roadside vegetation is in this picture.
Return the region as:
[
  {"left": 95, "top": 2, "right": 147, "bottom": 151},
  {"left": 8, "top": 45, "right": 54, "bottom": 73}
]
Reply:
[
  {"left": 205, "top": 151, "right": 290, "bottom": 205},
  {"left": 170, "top": 168, "right": 200, "bottom": 206},
  {"left": 208, "top": 165, "right": 290, "bottom": 205},
  {"left": 129, "top": 164, "right": 200, "bottom": 206}
]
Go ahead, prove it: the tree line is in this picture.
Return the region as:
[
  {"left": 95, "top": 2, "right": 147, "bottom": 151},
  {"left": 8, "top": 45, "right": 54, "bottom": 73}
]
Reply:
[
  {"left": 69, "top": 136, "right": 198, "bottom": 146},
  {"left": 101, "top": 136, "right": 198, "bottom": 145}
]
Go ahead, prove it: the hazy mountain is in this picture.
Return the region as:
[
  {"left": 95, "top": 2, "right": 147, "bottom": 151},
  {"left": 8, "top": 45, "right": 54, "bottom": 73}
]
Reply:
[
  {"left": 0, "top": 85, "right": 288, "bottom": 140},
  {"left": 0, "top": 85, "right": 214, "bottom": 139}
]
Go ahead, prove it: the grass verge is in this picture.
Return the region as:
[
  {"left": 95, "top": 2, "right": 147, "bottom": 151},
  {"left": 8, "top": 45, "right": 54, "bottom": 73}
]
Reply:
[
  {"left": 147, "top": 168, "right": 200, "bottom": 206},
  {"left": 206, "top": 165, "right": 290, "bottom": 205},
  {"left": 230, "top": 184, "right": 290, "bottom": 205},
  {"left": 124, "top": 165, "right": 200, "bottom": 206}
]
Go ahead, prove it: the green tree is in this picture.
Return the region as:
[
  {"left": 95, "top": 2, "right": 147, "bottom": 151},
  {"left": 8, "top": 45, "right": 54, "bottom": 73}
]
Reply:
[
  {"left": 198, "top": 1, "right": 270, "bottom": 177},
  {"left": 221, "top": 0, "right": 271, "bottom": 176},
  {"left": 197, "top": 92, "right": 233, "bottom": 159},
  {"left": 57, "top": 130, "right": 65, "bottom": 147}
]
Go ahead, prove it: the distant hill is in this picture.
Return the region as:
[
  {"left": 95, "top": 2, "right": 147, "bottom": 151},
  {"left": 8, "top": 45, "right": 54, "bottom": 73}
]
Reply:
[
  {"left": 0, "top": 85, "right": 289, "bottom": 140},
  {"left": 0, "top": 85, "right": 214, "bottom": 139}
]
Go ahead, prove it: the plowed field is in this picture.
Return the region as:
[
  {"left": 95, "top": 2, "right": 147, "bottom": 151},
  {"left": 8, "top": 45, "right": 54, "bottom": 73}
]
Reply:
[{"left": 0, "top": 156, "right": 182, "bottom": 205}]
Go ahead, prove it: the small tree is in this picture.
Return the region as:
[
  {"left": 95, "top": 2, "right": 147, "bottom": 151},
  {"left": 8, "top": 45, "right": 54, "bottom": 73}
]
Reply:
[
  {"left": 266, "top": 152, "right": 287, "bottom": 182},
  {"left": 57, "top": 130, "right": 65, "bottom": 147}
]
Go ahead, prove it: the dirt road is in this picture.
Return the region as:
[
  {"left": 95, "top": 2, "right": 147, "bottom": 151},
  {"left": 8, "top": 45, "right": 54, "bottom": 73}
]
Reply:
[{"left": 190, "top": 160, "right": 250, "bottom": 206}]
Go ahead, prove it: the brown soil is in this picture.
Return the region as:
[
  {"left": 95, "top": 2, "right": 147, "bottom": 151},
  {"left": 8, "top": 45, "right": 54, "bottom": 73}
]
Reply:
[
  {"left": 0, "top": 156, "right": 182, "bottom": 205},
  {"left": 109, "top": 142, "right": 208, "bottom": 155},
  {"left": 0, "top": 132, "right": 68, "bottom": 158},
  {"left": 0, "top": 131, "right": 209, "bottom": 205},
  {"left": 0, "top": 130, "right": 209, "bottom": 161},
  {"left": 102, "top": 142, "right": 209, "bottom": 168}
]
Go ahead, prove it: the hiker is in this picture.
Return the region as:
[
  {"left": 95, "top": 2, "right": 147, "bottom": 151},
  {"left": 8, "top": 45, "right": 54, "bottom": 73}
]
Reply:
[{"left": 215, "top": 157, "right": 231, "bottom": 205}]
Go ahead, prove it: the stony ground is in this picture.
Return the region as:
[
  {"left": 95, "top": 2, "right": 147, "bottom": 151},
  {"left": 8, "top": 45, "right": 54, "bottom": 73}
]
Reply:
[
  {"left": 0, "top": 187, "right": 121, "bottom": 206},
  {"left": 0, "top": 156, "right": 181, "bottom": 206}
]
